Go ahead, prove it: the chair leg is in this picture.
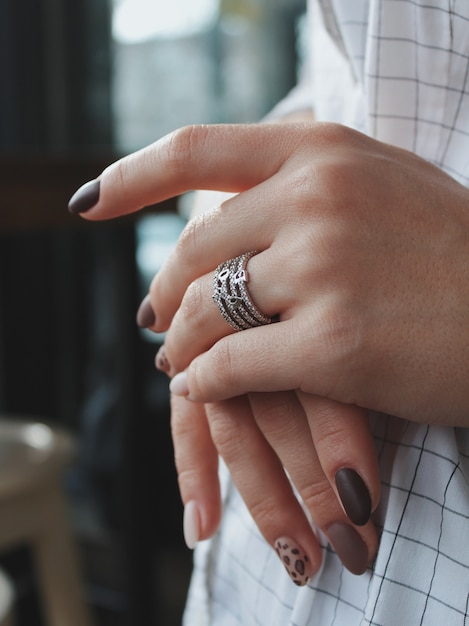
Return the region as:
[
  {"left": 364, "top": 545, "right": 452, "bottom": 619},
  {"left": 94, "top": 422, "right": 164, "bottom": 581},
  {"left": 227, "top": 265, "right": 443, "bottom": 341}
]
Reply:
[{"left": 33, "top": 484, "right": 93, "bottom": 626}]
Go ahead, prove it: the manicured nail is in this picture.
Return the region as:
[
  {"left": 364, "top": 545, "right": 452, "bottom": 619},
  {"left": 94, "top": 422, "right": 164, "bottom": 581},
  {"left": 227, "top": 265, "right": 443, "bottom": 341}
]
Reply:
[
  {"left": 169, "top": 371, "right": 189, "bottom": 397},
  {"left": 68, "top": 179, "right": 100, "bottom": 214},
  {"left": 183, "top": 501, "right": 200, "bottom": 550},
  {"left": 335, "top": 468, "right": 372, "bottom": 526},
  {"left": 136, "top": 294, "right": 156, "bottom": 328},
  {"left": 326, "top": 522, "right": 369, "bottom": 575},
  {"left": 155, "top": 345, "right": 170, "bottom": 375},
  {"left": 274, "top": 537, "right": 311, "bottom": 586}
]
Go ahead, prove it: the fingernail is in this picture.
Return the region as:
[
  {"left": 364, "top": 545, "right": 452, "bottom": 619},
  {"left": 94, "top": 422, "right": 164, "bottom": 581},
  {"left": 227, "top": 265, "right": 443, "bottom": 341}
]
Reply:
[
  {"left": 68, "top": 179, "right": 100, "bottom": 214},
  {"left": 170, "top": 371, "right": 189, "bottom": 397},
  {"left": 155, "top": 345, "right": 170, "bottom": 375},
  {"left": 326, "top": 522, "right": 369, "bottom": 575},
  {"left": 183, "top": 501, "right": 200, "bottom": 549},
  {"left": 335, "top": 468, "right": 372, "bottom": 526},
  {"left": 274, "top": 537, "right": 312, "bottom": 586},
  {"left": 136, "top": 294, "right": 156, "bottom": 328}
]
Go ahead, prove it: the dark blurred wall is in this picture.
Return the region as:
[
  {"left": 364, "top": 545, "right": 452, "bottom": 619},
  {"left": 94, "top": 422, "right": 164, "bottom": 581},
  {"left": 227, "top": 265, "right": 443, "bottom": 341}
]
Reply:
[
  {"left": 0, "top": 2, "right": 306, "bottom": 624},
  {"left": 0, "top": 0, "right": 113, "bottom": 151},
  {"left": 0, "top": 3, "right": 155, "bottom": 624}
]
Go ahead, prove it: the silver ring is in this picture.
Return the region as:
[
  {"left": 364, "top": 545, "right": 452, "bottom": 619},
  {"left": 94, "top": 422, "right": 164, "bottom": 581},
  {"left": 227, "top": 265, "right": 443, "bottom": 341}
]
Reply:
[{"left": 213, "top": 251, "right": 272, "bottom": 332}]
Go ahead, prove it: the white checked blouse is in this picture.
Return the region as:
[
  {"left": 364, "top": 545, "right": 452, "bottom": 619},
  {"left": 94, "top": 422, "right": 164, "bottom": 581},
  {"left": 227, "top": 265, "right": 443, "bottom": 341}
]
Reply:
[{"left": 183, "top": 1, "right": 469, "bottom": 624}]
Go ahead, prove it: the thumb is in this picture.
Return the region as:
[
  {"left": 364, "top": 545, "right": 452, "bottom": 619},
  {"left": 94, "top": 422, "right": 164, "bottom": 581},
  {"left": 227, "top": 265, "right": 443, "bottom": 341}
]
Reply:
[{"left": 169, "top": 323, "right": 304, "bottom": 403}]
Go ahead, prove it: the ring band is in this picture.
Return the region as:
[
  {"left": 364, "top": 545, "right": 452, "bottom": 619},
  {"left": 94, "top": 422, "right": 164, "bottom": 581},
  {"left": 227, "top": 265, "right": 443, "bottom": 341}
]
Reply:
[{"left": 213, "top": 251, "right": 272, "bottom": 332}]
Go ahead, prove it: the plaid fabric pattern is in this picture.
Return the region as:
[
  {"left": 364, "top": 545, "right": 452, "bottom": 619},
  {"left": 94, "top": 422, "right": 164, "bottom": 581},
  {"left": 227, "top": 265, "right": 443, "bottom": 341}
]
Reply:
[{"left": 183, "top": 2, "right": 469, "bottom": 624}]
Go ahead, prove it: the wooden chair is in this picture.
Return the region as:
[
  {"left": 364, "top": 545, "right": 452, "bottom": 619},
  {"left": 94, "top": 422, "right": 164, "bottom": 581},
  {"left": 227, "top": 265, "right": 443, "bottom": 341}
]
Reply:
[
  {"left": 0, "top": 418, "right": 93, "bottom": 626},
  {"left": 0, "top": 567, "right": 14, "bottom": 626}
]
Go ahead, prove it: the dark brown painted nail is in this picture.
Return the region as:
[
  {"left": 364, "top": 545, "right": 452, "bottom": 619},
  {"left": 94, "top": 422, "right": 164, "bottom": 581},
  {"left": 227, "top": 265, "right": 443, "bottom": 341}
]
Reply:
[
  {"left": 335, "top": 468, "right": 371, "bottom": 526},
  {"left": 326, "top": 522, "right": 369, "bottom": 575},
  {"left": 68, "top": 179, "right": 100, "bottom": 214},
  {"left": 136, "top": 294, "right": 156, "bottom": 328}
]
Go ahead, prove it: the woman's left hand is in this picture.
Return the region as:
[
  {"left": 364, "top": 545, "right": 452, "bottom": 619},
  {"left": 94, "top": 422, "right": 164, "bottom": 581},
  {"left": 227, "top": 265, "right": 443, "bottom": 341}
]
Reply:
[{"left": 70, "top": 121, "right": 469, "bottom": 424}]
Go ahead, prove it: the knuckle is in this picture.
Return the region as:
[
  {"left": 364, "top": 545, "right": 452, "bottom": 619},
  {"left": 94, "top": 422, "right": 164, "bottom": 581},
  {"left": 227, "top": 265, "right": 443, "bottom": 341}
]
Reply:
[
  {"left": 170, "top": 406, "right": 195, "bottom": 470},
  {"left": 208, "top": 410, "right": 244, "bottom": 462},
  {"left": 173, "top": 211, "right": 212, "bottom": 268},
  {"left": 252, "top": 394, "right": 297, "bottom": 435},
  {"left": 324, "top": 308, "right": 363, "bottom": 369},
  {"left": 289, "top": 124, "right": 365, "bottom": 217},
  {"left": 176, "top": 465, "right": 203, "bottom": 496},
  {"left": 172, "top": 452, "right": 197, "bottom": 496},
  {"left": 285, "top": 164, "right": 320, "bottom": 213},
  {"left": 112, "top": 147, "right": 160, "bottom": 196},
  {"left": 299, "top": 313, "right": 366, "bottom": 405},
  {"left": 312, "top": 288, "right": 362, "bottom": 351},
  {"left": 178, "top": 279, "right": 209, "bottom": 327},
  {"left": 170, "top": 401, "right": 192, "bottom": 441},
  {"left": 162, "top": 124, "right": 210, "bottom": 172},
  {"left": 315, "top": 121, "right": 356, "bottom": 147},
  {"left": 248, "top": 498, "right": 283, "bottom": 530},
  {"left": 111, "top": 156, "right": 133, "bottom": 199},
  {"left": 170, "top": 402, "right": 217, "bottom": 495},
  {"left": 205, "top": 340, "right": 237, "bottom": 387},
  {"left": 315, "top": 162, "right": 355, "bottom": 214},
  {"left": 303, "top": 310, "right": 362, "bottom": 398},
  {"left": 313, "top": 419, "right": 352, "bottom": 460},
  {"left": 301, "top": 479, "right": 338, "bottom": 520}
]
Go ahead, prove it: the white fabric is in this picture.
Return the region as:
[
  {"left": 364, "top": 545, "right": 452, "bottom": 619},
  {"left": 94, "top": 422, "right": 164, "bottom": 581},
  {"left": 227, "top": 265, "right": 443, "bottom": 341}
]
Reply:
[{"left": 183, "top": 1, "right": 469, "bottom": 624}]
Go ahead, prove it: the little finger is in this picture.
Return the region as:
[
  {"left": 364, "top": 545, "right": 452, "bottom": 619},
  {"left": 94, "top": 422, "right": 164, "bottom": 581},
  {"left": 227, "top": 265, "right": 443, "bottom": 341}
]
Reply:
[{"left": 170, "top": 394, "right": 221, "bottom": 546}]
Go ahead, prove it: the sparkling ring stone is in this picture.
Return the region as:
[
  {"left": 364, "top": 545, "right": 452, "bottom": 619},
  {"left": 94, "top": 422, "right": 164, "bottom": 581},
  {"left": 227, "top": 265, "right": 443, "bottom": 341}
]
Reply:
[{"left": 212, "top": 251, "right": 272, "bottom": 332}]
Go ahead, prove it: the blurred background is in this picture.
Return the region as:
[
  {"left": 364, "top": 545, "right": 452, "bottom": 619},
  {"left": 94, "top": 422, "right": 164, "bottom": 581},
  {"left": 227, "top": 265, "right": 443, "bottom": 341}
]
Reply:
[{"left": 0, "top": 0, "right": 306, "bottom": 624}]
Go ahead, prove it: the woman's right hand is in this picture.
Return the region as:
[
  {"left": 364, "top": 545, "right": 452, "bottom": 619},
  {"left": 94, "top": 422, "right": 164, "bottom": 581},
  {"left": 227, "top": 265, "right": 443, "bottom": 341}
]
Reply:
[{"left": 170, "top": 385, "right": 380, "bottom": 584}]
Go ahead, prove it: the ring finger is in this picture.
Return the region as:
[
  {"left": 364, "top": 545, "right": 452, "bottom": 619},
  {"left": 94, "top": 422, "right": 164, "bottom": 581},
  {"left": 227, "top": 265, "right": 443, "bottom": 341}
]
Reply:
[{"left": 158, "top": 248, "right": 289, "bottom": 375}]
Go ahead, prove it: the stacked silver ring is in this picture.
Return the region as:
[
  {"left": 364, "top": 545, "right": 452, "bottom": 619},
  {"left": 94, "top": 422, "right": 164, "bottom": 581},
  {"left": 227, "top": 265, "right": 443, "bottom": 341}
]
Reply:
[{"left": 212, "top": 251, "right": 272, "bottom": 332}]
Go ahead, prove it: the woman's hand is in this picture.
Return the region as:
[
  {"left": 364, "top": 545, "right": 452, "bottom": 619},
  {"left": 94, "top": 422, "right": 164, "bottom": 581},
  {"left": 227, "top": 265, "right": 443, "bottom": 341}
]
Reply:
[
  {"left": 68, "top": 119, "right": 469, "bottom": 581},
  {"left": 147, "top": 189, "right": 380, "bottom": 580},
  {"left": 171, "top": 389, "right": 379, "bottom": 582},
  {"left": 69, "top": 122, "right": 469, "bottom": 424}
]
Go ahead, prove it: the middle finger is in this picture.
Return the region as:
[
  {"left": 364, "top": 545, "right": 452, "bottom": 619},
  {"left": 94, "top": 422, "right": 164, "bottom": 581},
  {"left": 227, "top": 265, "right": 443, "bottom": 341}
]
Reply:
[{"left": 249, "top": 391, "right": 377, "bottom": 575}]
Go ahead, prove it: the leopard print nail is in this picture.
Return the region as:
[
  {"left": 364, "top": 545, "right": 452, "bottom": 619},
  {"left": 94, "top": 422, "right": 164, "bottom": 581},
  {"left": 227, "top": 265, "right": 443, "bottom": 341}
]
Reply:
[{"left": 275, "top": 537, "right": 310, "bottom": 586}]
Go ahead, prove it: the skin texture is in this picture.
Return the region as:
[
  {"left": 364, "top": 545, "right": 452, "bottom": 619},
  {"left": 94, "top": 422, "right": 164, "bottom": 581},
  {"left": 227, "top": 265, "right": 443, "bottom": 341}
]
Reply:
[{"left": 72, "top": 120, "right": 469, "bottom": 577}]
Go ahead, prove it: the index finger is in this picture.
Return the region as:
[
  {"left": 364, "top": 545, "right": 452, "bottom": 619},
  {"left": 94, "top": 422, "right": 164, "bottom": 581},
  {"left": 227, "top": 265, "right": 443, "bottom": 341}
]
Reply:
[{"left": 68, "top": 123, "right": 293, "bottom": 220}]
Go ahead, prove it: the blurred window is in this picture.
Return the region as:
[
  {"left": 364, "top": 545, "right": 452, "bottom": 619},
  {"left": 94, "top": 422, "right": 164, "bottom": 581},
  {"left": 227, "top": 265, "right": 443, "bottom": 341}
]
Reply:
[
  {"left": 111, "top": 0, "right": 307, "bottom": 327},
  {"left": 112, "top": 0, "right": 307, "bottom": 152}
]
